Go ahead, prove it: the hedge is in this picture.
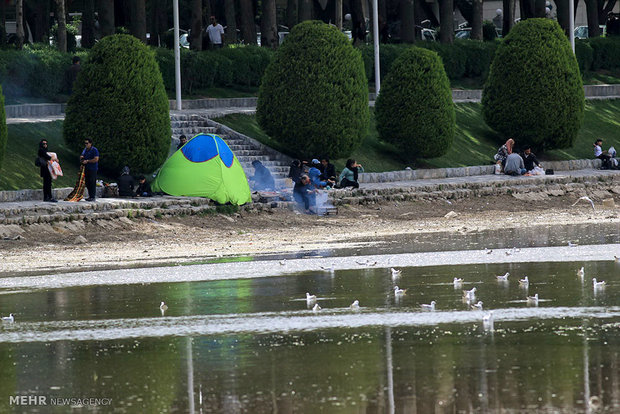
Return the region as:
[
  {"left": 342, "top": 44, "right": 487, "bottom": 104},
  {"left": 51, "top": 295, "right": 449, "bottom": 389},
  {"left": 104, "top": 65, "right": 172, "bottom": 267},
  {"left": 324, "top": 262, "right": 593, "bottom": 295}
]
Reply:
[
  {"left": 0, "top": 85, "right": 5, "bottom": 169},
  {"left": 375, "top": 47, "right": 454, "bottom": 160},
  {"left": 482, "top": 19, "right": 584, "bottom": 151},
  {"left": 257, "top": 21, "right": 369, "bottom": 160},
  {"left": 63, "top": 35, "right": 171, "bottom": 174}
]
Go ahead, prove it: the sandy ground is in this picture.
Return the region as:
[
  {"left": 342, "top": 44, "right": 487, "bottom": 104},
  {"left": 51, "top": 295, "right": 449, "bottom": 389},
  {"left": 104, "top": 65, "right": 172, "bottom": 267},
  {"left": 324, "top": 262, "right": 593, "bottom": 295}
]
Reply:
[{"left": 0, "top": 194, "right": 617, "bottom": 276}]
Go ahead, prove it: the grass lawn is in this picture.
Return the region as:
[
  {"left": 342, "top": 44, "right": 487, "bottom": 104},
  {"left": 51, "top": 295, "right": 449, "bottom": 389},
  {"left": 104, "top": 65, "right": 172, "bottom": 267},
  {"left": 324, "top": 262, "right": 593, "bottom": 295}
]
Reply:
[{"left": 214, "top": 99, "right": 620, "bottom": 172}]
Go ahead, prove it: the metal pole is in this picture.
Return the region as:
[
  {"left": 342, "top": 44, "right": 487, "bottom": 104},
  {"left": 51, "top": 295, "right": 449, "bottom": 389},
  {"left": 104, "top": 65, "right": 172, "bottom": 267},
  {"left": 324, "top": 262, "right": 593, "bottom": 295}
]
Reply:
[
  {"left": 372, "top": 0, "right": 380, "bottom": 95},
  {"left": 173, "top": 0, "right": 182, "bottom": 110},
  {"left": 569, "top": 0, "right": 575, "bottom": 53}
]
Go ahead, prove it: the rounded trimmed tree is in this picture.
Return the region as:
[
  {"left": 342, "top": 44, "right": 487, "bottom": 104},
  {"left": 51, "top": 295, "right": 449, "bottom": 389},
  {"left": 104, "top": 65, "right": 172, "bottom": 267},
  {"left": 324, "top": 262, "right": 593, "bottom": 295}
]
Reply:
[
  {"left": 0, "top": 86, "right": 6, "bottom": 170},
  {"left": 482, "top": 18, "right": 584, "bottom": 151},
  {"left": 375, "top": 47, "right": 455, "bottom": 160},
  {"left": 256, "top": 21, "right": 369, "bottom": 159},
  {"left": 63, "top": 34, "right": 171, "bottom": 174}
]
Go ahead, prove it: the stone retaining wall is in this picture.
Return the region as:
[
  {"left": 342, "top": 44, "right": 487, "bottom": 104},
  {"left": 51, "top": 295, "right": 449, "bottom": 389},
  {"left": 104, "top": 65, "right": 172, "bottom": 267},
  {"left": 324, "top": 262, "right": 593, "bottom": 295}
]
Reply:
[{"left": 0, "top": 187, "right": 103, "bottom": 203}]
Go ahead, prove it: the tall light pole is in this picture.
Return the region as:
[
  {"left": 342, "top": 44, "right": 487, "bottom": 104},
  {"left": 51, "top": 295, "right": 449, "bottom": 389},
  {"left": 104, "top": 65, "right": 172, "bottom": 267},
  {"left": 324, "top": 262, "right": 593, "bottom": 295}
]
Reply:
[
  {"left": 569, "top": 0, "right": 575, "bottom": 52},
  {"left": 173, "top": 0, "right": 182, "bottom": 110},
  {"left": 372, "top": 0, "right": 380, "bottom": 95}
]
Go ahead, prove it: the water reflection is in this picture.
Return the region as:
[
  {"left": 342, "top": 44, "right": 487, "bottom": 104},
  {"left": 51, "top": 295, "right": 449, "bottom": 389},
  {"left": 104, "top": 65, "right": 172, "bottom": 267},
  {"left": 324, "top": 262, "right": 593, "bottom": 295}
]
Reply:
[{"left": 0, "top": 260, "right": 620, "bottom": 412}]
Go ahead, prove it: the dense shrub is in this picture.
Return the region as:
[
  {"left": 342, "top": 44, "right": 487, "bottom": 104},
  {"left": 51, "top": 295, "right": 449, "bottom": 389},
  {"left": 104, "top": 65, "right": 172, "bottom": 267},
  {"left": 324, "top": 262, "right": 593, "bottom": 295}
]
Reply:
[
  {"left": 257, "top": 21, "right": 369, "bottom": 159},
  {"left": 588, "top": 37, "right": 620, "bottom": 70},
  {"left": 64, "top": 34, "right": 171, "bottom": 174},
  {"left": 482, "top": 19, "right": 584, "bottom": 151},
  {"left": 375, "top": 47, "right": 454, "bottom": 160},
  {"left": 0, "top": 85, "right": 5, "bottom": 169},
  {"left": 418, "top": 42, "right": 467, "bottom": 79},
  {"left": 454, "top": 39, "right": 497, "bottom": 78},
  {"left": 483, "top": 21, "right": 499, "bottom": 41},
  {"left": 575, "top": 40, "right": 594, "bottom": 73}
]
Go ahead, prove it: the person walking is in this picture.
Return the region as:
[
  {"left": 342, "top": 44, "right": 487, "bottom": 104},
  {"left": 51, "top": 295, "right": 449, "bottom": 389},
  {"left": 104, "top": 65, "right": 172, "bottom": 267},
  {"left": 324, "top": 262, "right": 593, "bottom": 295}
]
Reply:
[
  {"left": 206, "top": 16, "right": 225, "bottom": 48},
  {"left": 80, "top": 138, "right": 100, "bottom": 201},
  {"left": 38, "top": 139, "right": 57, "bottom": 202}
]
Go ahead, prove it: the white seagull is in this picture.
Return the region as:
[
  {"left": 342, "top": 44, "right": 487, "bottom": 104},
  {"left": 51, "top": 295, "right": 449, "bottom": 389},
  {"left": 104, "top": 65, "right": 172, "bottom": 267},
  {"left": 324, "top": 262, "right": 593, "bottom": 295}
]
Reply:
[
  {"left": 471, "top": 301, "right": 484, "bottom": 310},
  {"left": 463, "top": 287, "right": 477, "bottom": 301},
  {"left": 421, "top": 301, "right": 436, "bottom": 311},
  {"left": 350, "top": 300, "right": 360, "bottom": 310},
  {"left": 572, "top": 196, "right": 595, "bottom": 210},
  {"left": 593, "top": 278, "right": 606, "bottom": 288},
  {"left": 390, "top": 268, "right": 402, "bottom": 277},
  {"left": 453, "top": 277, "right": 464, "bottom": 288},
  {"left": 159, "top": 302, "right": 168, "bottom": 311},
  {"left": 306, "top": 292, "right": 317, "bottom": 304},
  {"left": 1, "top": 313, "right": 14, "bottom": 323},
  {"left": 519, "top": 276, "right": 529, "bottom": 287},
  {"left": 526, "top": 293, "right": 539, "bottom": 305},
  {"left": 497, "top": 272, "right": 510, "bottom": 281},
  {"left": 482, "top": 312, "right": 494, "bottom": 330},
  {"left": 394, "top": 286, "right": 407, "bottom": 296},
  {"left": 312, "top": 303, "right": 321, "bottom": 312},
  {"left": 320, "top": 264, "right": 335, "bottom": 272},
  {"left": 279, "top": 260, "right": 287, "bottom": 266},
  {"left": 577, "top": 267, "right": 585, "bottom": 278},
  {"left": 568, "top": 241, "right": 579, "bottom": 247}
]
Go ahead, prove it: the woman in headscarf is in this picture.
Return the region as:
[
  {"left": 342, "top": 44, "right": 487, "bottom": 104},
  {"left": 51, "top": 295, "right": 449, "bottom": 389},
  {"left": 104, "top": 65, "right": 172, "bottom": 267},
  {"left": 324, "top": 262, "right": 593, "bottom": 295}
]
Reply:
[
  {"left": 494, "top": 138, "right": 514, "bottom": 170},
  {"left": 37, "top": 139, "right": 56, "bottom": 202},
  {"left": 250, "top": 160, "right": 276, "bottom": 191}
]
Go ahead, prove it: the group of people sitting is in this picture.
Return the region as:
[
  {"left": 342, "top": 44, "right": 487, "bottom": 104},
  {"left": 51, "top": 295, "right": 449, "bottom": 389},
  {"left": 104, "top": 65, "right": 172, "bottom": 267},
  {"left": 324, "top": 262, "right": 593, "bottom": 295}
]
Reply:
[
  {"left": 288, "top": 158, "right": 364, "bottom": 214},
  {"left": 594, "top": 138, "right": 618, "bottom": 169},
  {"left": 117, "top": 166, "right": 153, "bottom": 197},
  {"left": 494, "top": 138, "right": 543, "bottom": 176}
]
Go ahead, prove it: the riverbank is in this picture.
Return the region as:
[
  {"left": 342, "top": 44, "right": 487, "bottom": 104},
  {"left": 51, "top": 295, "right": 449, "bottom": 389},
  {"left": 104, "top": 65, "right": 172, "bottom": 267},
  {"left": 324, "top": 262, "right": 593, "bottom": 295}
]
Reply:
[{"left": 1, "top": 192, "right": 618, "bottom": 277}]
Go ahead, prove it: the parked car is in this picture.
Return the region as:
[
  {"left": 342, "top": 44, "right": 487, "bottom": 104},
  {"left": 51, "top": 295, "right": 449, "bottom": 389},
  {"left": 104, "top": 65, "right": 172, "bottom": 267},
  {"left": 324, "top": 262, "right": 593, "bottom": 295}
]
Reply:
[{"left": 574, "top": 25, "right": 606, "bottom": 39}]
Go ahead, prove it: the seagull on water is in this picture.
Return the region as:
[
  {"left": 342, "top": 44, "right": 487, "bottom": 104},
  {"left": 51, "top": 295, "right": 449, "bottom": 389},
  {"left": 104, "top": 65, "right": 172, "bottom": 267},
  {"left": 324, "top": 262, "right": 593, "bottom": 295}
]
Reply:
[
  {"left": 593, "top": 278, "right": 606, "bottom": 288},
  {"left": 572, "top": 196, "right": 595, "bottom": 210},
  {"left": 568, "top": 241, "right": 579, "bottom": 247},
  {"left": 484, "top": 248, "right": 493, "bottom": 255},
  {"left": 497, "top": 272, "right": 509, "bottom": 282},
  {"left": 279, "top": 260, "right": 287, "bottom": 266},
  {"left": 471, "top": 301, "right": 483, "bottom": 310},
  {"left": 312, "top": 303, "right": 321, "bottom": 312},
  {"left": 350, "top": 300, "right": 360, "bottom": 310},
  {"left": 463, "top": 287, "right": 477, "bottom": 301},
  {"left": 306, "top": 292, "right": 317, "bottom": 304},
  {"left": 482, "top": 311, "right": 494, "bottom": 330},
  {"left": 519, "top": 276, "right": 529, "bottom": 287},
  {"left": 390, "top": 268, "right": 402, "bottom": 278},
  {"left": 526, "top": 294, "right": 539, "bottom": 305},
  {"left": 453, "top": 277, "right": 464, "bottom": 288},
  {"left": 159, "top": 302, "right": 168, "bottom": 311},
  {"left": 320, "top": 264, "right": 335, "bottom": 272},
  {"left": 394, "top": 286, "right": 407, "bottom": 296},
  {"left": 577, "top": 267, "right": 585, "bottom": 277},
  {"left": 421, "top": 301, "right": 436, "bottom": 311},
  {"left": 1, "top": 313, "right": 14, "bottom": 323}
]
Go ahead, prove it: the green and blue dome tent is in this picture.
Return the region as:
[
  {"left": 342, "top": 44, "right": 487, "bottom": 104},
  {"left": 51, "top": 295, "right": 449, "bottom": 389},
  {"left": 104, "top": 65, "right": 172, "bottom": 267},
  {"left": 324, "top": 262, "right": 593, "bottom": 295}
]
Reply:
[{"left": 152, "top": 133, "right": 252, "bottom": 205}]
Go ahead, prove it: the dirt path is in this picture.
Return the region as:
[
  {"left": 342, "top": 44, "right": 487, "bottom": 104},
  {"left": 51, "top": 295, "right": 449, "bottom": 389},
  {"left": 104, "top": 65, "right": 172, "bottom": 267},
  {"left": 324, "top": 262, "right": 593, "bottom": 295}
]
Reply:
[{"left": 0, "top": 194, "right": 616, "bottom": 276}]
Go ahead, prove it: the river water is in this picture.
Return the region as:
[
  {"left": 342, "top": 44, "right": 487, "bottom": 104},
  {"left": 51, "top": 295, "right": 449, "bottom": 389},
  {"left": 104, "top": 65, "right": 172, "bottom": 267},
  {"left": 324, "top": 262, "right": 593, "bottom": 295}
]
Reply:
[{"left": 1, "top": 248, "right": 620, "bottom": 413}]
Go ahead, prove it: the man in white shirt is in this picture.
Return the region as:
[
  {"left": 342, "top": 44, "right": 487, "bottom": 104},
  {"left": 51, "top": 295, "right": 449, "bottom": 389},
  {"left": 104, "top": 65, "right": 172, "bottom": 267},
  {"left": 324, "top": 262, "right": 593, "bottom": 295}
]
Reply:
[{"left": 206, "top": 16, "right": 225, "bottom": 48}]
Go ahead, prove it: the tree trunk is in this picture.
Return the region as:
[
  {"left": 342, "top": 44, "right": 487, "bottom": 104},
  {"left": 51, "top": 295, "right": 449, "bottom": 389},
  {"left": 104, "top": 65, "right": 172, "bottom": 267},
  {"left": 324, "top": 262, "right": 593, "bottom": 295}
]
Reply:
[
  {"left": 130, "top": 0, "right": 146, "bottom": 42},
  {"left": 56, "top": 0, "right": 67, "bottom": 52},
  {"left": 261, "top": 0, "right": 278, "bottom": 48},
  {"left": 16, "top": 0, "right": 24, "bottom": 49},
  {"left": 99, "top": 0, "right": 115, "bottom": 37},
  {"left": 25, "top": 1, "right": 50, "bottom": 43},
  {"left": 239, "top": 0, "right": 257, "bottom": 44},
  {"left": 535, "top": 0, "right": 546, "bottom": 16},
  {"left": 299, "top": 0, "right": 313, "bottom": 21},
  {"left": 438, "top": 0, "right": 453, "bottom": 43},
  {"left": 335, "top": 0, "right": 343, "bottom": 29},
  {"left": 599, "top": 0, "right": 618, "bottom": 26},
  {"left": 502, "top": 0, "right": 513, "bottom": 37},
  {"left": 400, "top": 0, "right": 415, "bottom": 42},
  {"left": 556, "top": 0, "right": 570, "bottom": 37},
  {"left": 586, "top": 0, "right": 601, "bottom": 36},
  {"left": 287, "top": 0, "right": 297, "bottom": 28},
  {"left": 224, "top": 0, "right": 238, "bottom": 44},
  {"left": 82, "top": 0, "right": 96, "bottom": 47},
  {"left": 471, "top": 0, "right": 483, "bottom": 40},
  {"left": 190, "top": 0, "right": 203, "bottom": 49}
]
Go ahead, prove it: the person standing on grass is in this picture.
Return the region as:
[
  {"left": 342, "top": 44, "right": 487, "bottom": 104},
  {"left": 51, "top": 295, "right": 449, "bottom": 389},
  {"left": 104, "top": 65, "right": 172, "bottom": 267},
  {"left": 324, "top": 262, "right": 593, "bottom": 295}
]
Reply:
[
  {"left": 206, "top": 16, "right": 225, "bottom": 48},
  {"left": 38, "top": 139, "right": 57, "bottom": 202},
  {"left": 80, "top": 138, "right": 99, "bottom": 202}
]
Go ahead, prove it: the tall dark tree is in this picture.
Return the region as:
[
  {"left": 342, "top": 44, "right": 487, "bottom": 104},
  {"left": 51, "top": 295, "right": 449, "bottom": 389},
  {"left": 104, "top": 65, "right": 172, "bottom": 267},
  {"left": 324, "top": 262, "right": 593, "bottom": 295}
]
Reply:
[
  {"left": 287, "top": 0, "right": 297, "bottom": 28},
  {"left": 224, "top": 0, "right": 238, "bottom": 44},
  {"left": 130, "top": 0, "right": 147, "bottom": 42},
  {"left": 261, "top": 0, "right": 278, "bottom": 48},
  {"left": 299, "top": 0, "right": 313, "bottom": 21},
  {"left": 585, "top": 0, "right": 601, "bottom": 37},
  {"left": 148, "top": 0, "right": 167, "bottom": 46},
  {"left": 239, "top": 0, "right": 257, "bottom": 44},
  {"left": 82, "top": 0, "right": 96, "bottom": 47},
  {"left": 502, "top": 0, "right": 514, "bottom": 36},
  {"left": 471, "top": 0, "right": 483, "bottom": 40},
  {"left": 16, "top": 0, "right": 24, "bottom": 49},
  {"left": 400, "top": 0, "right": 415, "bottom": 42},
  {"left": 24, "top": 0, "right": 50, "bottom": 43},
  {"left": 190, "top": 0, "right": 202, "bottom": 49},
  {"left": 438, "top": 0, "right": 454, "bottom": 43},
  {"left": 56, "top": 0, "right": 67, "bottom": 52},
  {"left": 99, "top": 0, "right": 115, "bottom": 37}
]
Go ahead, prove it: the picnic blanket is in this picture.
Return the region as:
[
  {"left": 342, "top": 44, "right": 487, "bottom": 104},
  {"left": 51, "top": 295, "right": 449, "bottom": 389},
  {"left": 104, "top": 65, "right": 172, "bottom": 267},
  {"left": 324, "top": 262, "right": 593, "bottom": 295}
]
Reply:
[{"left": 64, "top": 165, "right": 86, "bottom": 202}]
